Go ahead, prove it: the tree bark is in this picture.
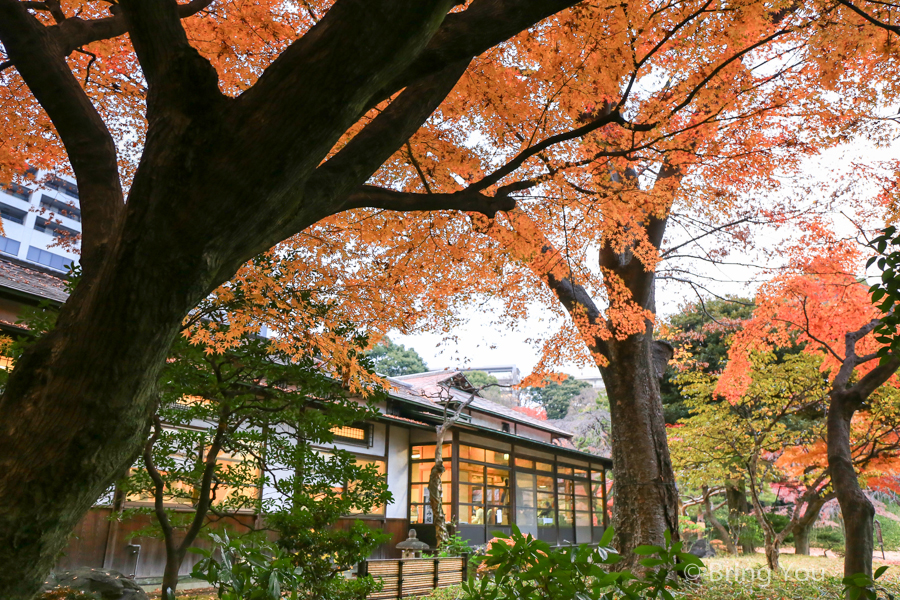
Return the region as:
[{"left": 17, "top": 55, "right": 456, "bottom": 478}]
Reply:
[
  {"left": 600, "top": 330, "right": 680, "bottom": 569},
  {"left": 429, "top": 431, "right": 448, "bottom": 549},
  {"left": 829, "top": 391, "right": 875, "bottom": 578},
  {"left": 793, "top": 523, "right": 811, "bottom": 556},
  {"left": 793, "top": 497, "right": 827, "bottom": 556}
]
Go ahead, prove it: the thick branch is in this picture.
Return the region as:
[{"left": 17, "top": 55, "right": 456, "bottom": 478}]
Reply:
[
  {"left": 343, "top": 185, "right": 515, "bottom": 217},
  {"left": 0, "top": 0, "right": 122, "bottom": 271},
  {"left": 834, "top": 314, "right": 890, "bottom": 389},
  {"left": 372, "top": 0, "right": 584, "bottom": 102},
  {"left": 305, "top": 59, "right": 471, "bottom": 223},
  {"left": 46, "top": 0, "right": 215, "bottom": 57},
  {"left": 117, "top": 0, "right": 221, "bottom": 108}
]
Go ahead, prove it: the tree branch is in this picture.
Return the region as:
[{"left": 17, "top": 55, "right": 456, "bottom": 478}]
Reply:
[
  {"left": 0, "top": 0, "right": 122, "bottom": 273},
  {"left": 305, "top": 59, "right": 471, "bottom": 222},
  {"left": 837, "top": 0, "right": 900, "bottom": 34},
  {"left": 343, "top": 185, "right": 515, "bottom": 218},
  {"left": 370, "top": 0, "right": 584, "bottom": 103},
  {"left": 116, "top": 0, "right": 221, "bottom": 108}
]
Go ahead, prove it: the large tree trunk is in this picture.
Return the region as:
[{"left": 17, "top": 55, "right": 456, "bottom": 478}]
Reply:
[
  {"left": 600, "top": 330, "right": 680, "bottom": 569},
  {"left": 0, "top": 258, "right": 199, "bottom": 600},
  {"left": 829, "top": 391, "right": 874, "bottom": 579},
  {"left": 793, "top": 523, "right": 811, "bottom": 556}
]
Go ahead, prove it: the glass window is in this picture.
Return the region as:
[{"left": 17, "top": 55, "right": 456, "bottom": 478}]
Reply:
[
  {"left": 458, "top": 445, "right": 485, "bottom": 463},
  {"left": 557, "top": 466, "right": 573, "bottom": 476},
  {"left": 535, "top": 461, "right": 553, "bottom": 472},
  {"left": 409, "top": 483, "right": 452, "bottom": 505},
  {"left": 459, "top": 461, "right": 485, "bottom": 484},
  {"left": 485, "top": 449, "right": 510, "bottom": 466},
  {"left": 460, "top": 504, "right": 485, "bottom": 524},
  {"left": 0, "top": 235, "right": 20, "bottom": 256},
  {"left": 26, "top": 246, "right": 74, "bottom": 272},
  {"left": 410, "top": 503, "right": 451, "bottom": 524},
  {"left": 485, "top": 505, "right": 509, "bottom": 525},
  {"left": 536, "top": 475, "right": 554, "bottom": 493},
  {"left": 459, "top": 484, "right": 483, "bottom": 504},
  {"left": 331, "top": 424, "right": 370, "bottom": 446},
  {"left": 411, "top": 445, "right": 451, "bottom": 461},
  {"left": 574, "top": 469, "right": 588, "bottom": 479},
  {"left": 410, "top": 462, "right": 451, "bottom": 483},
  {"left": 515, "top": 458, "right": 534, "bottom": 469}
]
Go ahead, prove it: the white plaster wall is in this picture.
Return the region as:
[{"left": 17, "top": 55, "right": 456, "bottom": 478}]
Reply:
[{"left": 385, "top": 424, "right": 409, "bottom": 519}]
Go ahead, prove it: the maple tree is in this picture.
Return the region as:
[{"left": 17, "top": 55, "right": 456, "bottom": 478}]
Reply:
[
  {"left": 673, "top": 348, "right": 900, "bottom": 570},
  {"left": 0, "top": 0, "right": 898, "bottom": 595},
  {"left": 720, "top": 243, "right": 900, "bottom": 578}
]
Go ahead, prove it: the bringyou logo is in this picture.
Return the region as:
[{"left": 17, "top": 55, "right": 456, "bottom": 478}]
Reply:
[{"left": 682, "top": 562, "right": 826, "bottom": 587}]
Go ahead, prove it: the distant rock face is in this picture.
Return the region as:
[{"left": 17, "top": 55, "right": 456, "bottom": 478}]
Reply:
[
  {"left": 40, "top": 568, "right": 149, "bottom": 600},
  {"left": 687, "top": 538, "right": 716, "bottom": 559}
]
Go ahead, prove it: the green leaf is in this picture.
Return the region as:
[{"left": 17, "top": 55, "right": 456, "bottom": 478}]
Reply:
[
  {"left": 599, "top": 525, "right": 615, "bottom": 547},
  {"left": 875, "top": 566, "right": 889, "bottom": 580},
  {"left": 632, "top": 545, "right": 662, "bottom": 555},
  {"left": 639, "top": 558, "right": 665, "bottom": 568}
]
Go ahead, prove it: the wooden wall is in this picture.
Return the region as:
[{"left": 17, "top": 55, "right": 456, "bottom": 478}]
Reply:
[
  {"left": 56, "top": 510, "right": 409, "bottom": 577},
  {"left": 55, "top": 509, "right": 256, "bottom": 578}
]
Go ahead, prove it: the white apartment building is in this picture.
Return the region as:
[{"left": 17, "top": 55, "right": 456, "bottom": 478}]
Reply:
[{"left": 0, "top": 173, "right": 81, "bottom": 273}]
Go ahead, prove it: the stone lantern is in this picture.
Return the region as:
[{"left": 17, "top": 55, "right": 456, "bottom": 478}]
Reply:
[{"left": 396, "top": 529, "right": 430, "bottom": 559}]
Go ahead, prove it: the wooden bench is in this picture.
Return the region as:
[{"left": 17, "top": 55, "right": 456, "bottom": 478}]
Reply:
[{"left": 358, "top": 555, "right": 469, "bottom": 599}]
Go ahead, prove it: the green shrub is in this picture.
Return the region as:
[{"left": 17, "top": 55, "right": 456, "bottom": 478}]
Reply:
[{"left": 462, "top": 526, "right": 703, "bottom": 600}]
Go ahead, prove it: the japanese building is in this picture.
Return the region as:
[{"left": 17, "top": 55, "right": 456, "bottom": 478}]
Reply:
[{"left": 0, "top": 256, "right": 612, "bottom": 579}]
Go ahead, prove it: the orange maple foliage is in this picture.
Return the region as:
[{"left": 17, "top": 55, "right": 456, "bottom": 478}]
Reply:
[
  {"left": 3, "top": 1, "right": 898, "bottom": 380},
  {"left": 720, "top": 242, "right": 887, "bottom": 399},
  {"left": 719, "top": 237, "right": 900, "bottom": 500}
]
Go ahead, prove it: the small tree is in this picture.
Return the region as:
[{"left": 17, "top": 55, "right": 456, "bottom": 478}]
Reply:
[
  {"left": 122, "top": 329, "right": 390, "bottom": 598},
  {"left": 422, "top": 377, "right": 506, "bottom": 548},
  {"left": 671, "top": 353, "right": 832, "bottom": 571}
]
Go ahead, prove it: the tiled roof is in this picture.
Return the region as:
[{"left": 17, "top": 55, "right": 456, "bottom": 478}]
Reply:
[
  {"left": 389, "top": 370, "right": 573, "bottom": 438},
  {"left": 0, "top": 258, "right": 68, "bottom": 303}
]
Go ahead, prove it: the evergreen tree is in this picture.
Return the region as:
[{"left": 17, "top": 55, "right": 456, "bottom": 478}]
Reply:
[
  {"left": 527, "top": 375, "right": 591, "bottom": 420},
  {"left": 659, "top": 297, "right": 754, "bottom": 423},
  {"left": 367, "top": 337, "right": 428, "bottom": 376}
]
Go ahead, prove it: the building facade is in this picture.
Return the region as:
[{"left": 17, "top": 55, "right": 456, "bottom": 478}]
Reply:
[{"left": 1, "top": 174, "right": 81, "bottom": 273}]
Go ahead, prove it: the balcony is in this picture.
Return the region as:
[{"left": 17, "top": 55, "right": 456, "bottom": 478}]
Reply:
[{"left": 39, "top": 194, "right": 82, "bottom": 223}]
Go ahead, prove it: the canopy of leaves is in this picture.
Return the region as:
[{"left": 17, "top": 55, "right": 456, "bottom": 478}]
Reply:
[
  {"left": 527, "top": 375, "right": 592, "bottom": 420},
  {"left": 671, "top": 351, "right": 829, "bottom": 492},
  {"left": 4, "top": 0, "right": 898, "bottom": 383}
]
